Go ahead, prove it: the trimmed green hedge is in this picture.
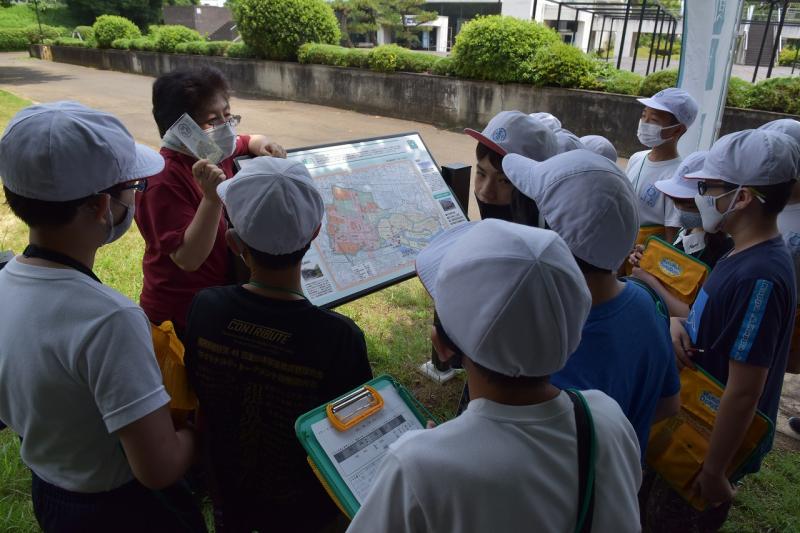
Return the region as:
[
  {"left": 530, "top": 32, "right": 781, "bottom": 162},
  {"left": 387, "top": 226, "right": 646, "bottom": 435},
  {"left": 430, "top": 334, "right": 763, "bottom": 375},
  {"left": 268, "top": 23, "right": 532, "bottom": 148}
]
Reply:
[
  {"left": 111, "top": 37, "right": 132, "bottom": 50},
  {"left": 175, "top": 40, "right": 235, "bottom": 56},
  {"left": 450, "top": 15, "right": 559, "bottom": 83},
  {"left": 298, "top": 43, "right": 370, "bottom": 68},
  {"left": 726, "top": 77, "right": 752, "bottom": 108},
  {"left": 524, "top": 41, "right": 597, "bottom": 88},
  {"left": 639, "top": 69, "right": 678, "bottom": 97},
  {"left": 23, "top": 24, "right": 68, "bottom": 44},
  {"left": 748, "top": 77, "right": 800, "bottom": 115},
  {"left": 93, "top": 15, "right": 140, "bottom": 48},
  {"left": 153, "top": 25, "right": 202, "bottom": 53},
  {"left": 74, "top": 26, "right": 94, "bottom": 41},
  {"left": 54, "top": 36, "right": 90, "bottom": 47},
  {"left": 0, "top": 28, "right": 28, "bottom": 51},
  {"left": 225, "top": 42, "right": 257, "bottom": 58},
  {"left": 130, "top": 37, "right": 157, "bottom": 52},
  {"left": 297, "top": 43, "right": 436, "bottom": 73},
  {"left": 595, "top": 64, "right": 644, "bottom": 96},
  {"left": 233, "top": 0, "right": 340, "bottom": 61}
]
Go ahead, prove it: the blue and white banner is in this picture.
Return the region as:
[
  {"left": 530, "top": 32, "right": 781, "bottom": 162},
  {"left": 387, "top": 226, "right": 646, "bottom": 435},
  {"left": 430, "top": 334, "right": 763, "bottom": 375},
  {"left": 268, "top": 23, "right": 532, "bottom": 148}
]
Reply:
[{"left": 678, "top": 0, "right": 744, "bottom": 154}]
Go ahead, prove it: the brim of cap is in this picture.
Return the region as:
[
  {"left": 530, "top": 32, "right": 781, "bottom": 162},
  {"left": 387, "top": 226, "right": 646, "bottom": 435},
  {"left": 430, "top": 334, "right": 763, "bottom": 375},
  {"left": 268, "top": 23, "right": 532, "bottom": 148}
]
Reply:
[
  {"left": 128, "top": 143, "right": 165, "bottom": 180},
  {"left": 500, "top": 153, "right": 541, "bottom": 200},
  {"left": 216, "top": 175, "right": 235, "bottom": 203},
  {"left": 684, "top": 170, "right": 723, "bottom": 180},
  {"left": 464, "top": 128, "right": 508, "bottom": 157},
  {"left": 637, "top": 97, "right": 673, "bottom": 116},
  {"left": 654, "top": 178, "right": 696, "bottom": 199},
  {"left": 415, "top": 222, "right": 477, "bottom": 300}
]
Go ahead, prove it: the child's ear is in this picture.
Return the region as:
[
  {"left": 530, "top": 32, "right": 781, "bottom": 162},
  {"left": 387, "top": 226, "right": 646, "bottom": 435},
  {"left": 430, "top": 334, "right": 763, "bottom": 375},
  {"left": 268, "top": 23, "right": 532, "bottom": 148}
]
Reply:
[{"left": 225, "top": 229, "right": 245, "bottom": 255}]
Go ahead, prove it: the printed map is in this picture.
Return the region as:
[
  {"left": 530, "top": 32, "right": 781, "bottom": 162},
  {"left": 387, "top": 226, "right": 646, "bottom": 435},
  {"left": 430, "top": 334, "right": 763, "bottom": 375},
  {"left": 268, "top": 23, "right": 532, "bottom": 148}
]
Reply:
[{"left": 312, "top": 159, "right": 446, "bottom": 291}]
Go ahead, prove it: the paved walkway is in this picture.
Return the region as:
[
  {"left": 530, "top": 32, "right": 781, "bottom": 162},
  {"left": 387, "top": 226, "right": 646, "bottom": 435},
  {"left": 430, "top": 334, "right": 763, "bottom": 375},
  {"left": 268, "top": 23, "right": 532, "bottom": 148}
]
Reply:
[{"left": 1, "top": 51, "right": 798, "bottom": 447}]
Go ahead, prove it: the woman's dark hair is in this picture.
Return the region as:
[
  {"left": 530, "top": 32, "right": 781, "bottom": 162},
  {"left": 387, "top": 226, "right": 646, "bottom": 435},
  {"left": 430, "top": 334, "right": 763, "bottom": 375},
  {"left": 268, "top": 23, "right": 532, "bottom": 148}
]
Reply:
[
  {"left": 475, "top": 142, "right": 504, "bottom": 172},
  {"left": 4, "top": 186, "right": 91, "bottom": 228},
  {"left": 152, "top": 67, "right": 231, "bottom": 137}
]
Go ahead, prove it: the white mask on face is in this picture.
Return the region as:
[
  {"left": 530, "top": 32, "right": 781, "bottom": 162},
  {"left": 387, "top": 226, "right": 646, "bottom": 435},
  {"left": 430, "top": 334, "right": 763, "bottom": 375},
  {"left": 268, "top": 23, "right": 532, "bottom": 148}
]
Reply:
[
  {"left": 637, "top": 120, "right": 678, "bottom": 148},
  {"left": 205, "top": 123, "right": 237, "bottom": 160},
  {"left": 105, "top": 196, "right": 135, "bottom": 245},
  {"left": 694, "top": 186, "right": 741, "bottom": 234}
]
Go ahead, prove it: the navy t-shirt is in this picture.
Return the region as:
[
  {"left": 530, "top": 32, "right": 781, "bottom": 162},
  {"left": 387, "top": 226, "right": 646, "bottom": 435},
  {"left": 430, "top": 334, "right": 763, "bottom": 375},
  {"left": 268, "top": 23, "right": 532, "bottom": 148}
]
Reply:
[
  {"left": 685, "top": 236, "right": 796, "bottom": 471},
  {"left": 552, "top": 280, "right": 679, "bottom": 459}
]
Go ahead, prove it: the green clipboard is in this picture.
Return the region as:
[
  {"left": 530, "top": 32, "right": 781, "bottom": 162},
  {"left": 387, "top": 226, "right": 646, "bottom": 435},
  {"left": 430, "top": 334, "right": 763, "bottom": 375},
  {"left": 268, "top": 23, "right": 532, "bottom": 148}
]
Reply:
[{"left": 294, "top": 374, "right": 436, "bottom": 519}]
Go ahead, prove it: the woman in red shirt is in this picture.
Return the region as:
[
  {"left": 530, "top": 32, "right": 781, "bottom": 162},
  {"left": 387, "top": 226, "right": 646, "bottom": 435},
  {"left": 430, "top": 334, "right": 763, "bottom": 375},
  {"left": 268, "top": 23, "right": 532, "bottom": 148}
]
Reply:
[{"left": 135, "top": 67, "right": 285, "bottom": 335}]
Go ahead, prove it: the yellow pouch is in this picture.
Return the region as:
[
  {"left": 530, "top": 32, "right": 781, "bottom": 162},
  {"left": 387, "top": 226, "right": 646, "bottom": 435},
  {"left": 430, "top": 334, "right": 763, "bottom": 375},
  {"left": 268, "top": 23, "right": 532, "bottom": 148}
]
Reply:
[
  {"left": 639, "top": 236, "right": 710, "bottom": 304},
  {"left": 151, "top": 321, "right": 198, "bottom": 411},
  {"left": 624, "top": 225, "right": 666, "bottom": 275},
  {"left": 646, "top": 365, "right": 773, "bottom": 510}
]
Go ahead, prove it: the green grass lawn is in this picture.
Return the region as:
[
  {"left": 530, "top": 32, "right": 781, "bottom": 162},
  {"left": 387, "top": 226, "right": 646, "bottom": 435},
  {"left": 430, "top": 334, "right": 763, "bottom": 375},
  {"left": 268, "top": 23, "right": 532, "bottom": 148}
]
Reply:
[
  {"left": 0, "top": 4, "right": 85, "bottom": 30},
  {"left": 1, "top": 88, "right": 797, "bottom": 532}
]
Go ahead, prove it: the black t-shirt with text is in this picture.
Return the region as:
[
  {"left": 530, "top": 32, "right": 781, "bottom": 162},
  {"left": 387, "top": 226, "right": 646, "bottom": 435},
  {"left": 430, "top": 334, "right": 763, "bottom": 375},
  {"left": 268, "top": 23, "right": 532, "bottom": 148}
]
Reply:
[{"left": 185, "top": 285, "right": 372, "bottom": 530}]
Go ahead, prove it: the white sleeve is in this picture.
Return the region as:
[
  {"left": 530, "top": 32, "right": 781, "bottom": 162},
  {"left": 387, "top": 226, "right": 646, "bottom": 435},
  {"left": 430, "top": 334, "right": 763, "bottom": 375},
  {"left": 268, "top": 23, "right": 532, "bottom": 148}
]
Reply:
[
  {"left": 664, "top": 196, "right": 682, "bottom": 228},
  {"left": 79, "top": 307, "right": 170, "bottom": 433},
  {"left": 347, "top": 454, "right": 428, "bottom": 533}
]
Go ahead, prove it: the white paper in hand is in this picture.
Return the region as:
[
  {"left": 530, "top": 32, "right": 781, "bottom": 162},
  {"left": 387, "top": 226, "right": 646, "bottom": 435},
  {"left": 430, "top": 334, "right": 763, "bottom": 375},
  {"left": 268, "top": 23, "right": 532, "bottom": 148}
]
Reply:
[{"left": 166, "top": 113, "right": 224, "bottom": 164}]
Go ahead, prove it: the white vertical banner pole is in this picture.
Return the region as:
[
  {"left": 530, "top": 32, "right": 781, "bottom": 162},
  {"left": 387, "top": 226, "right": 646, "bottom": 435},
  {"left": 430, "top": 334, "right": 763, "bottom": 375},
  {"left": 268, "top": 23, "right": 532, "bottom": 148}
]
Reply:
[{"left": 678, "top": 0, "right": 745, "bottom": 154}]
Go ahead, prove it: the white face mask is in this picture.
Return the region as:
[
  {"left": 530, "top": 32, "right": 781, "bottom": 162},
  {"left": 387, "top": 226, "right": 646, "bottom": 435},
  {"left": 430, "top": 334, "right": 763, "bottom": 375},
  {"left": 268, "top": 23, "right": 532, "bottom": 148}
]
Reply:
[
  {"left": 105, "top": 196, "right": 135, "bottom": 245},
  {"left": 637, "top": 120, "right": 678, "bottom": 148},
  {"left": 694, "top": 187, "right": 741, "bottom": 234},
  {"left": 681, "top": 231, "right": 706, "bottom": 255},
  {"left": 205, "top": 123, "right": 237, "bottom": 161}
]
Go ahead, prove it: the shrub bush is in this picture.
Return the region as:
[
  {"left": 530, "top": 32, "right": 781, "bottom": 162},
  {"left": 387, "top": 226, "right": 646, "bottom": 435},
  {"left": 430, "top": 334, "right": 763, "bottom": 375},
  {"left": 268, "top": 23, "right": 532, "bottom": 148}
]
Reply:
[
  {"left": 367, "top": 44, "right": 437, "bottom": 73},
  {"left": 0, "top": 28, "right": 29, "bottom": 51},
  {"left": 297, "top": 43, "right": 370, "bottom": 68},
  {"left": 23, "top": 24, "right": 68, "bottom": 44},
  {"left": 594, "top": 64, "right": 644, "bottom": 95},
  {"left": 225, "top": 42, "right": 257, "bottom": 58},
  {"left": 747, "top": 77, "right": 800, "bottom": 115},
  {"left": 523, "top": 41, "right": 597, "bottom": 88},
  {"left": 233, "top": 0, "right": 341, "bottom": 60},
  {"left": 93, "top": 15, "right": 141, "bottom": 48},
  {"left": 74, "top": 25, "right": 94, "bottom": 41},
  {"left": 111, "top": 38, "right": 132, "bottom": 50},
  {"left": 778, "top": 46, "right": 798, "bottom": 67},
  {"left": 638, "top": 69, "right": 678, "bottom": 96},
  {"left": 54, "top": 36, "right": 89, "bottom": 47},
  {"left": 153, "top": 25, "right": 203, "bottom": 53},
  {"left": 129, "top": 37, "right": 157, "bottom": 51},
  {"left": 726, "top": 77, "right": 752, "bottom": 108},
  {"left": 207, "top": 41, "right": 234, "bottom": 56},
  {"left": 450, "top": 15, "right": 559, "bottom": 83},
  {"left": 432, "top": 56, "right": 454, "bottom": 76}
]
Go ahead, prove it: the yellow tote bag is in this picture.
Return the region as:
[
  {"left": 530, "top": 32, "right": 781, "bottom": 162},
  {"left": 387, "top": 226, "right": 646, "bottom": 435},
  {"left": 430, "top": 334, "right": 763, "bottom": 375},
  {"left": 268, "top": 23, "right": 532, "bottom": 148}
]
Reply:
[
  {"left": 151, "top": 321, "right": 198, "bottom": 411},
  {"left": 639, "top": 236, "right": 710, "bottom": 304},
  {"left": 646, "top": 365, "right": 773, "bottom": 510}
]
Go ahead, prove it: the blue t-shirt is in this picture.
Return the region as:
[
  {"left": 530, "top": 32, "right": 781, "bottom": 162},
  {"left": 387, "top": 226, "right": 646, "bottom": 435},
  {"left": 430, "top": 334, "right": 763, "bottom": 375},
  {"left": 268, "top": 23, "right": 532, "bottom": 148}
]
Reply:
[
  {"left": 552, "top": 280, "right": 679, "bottom": 458},
  {"left": 685, "top": 236, "right": 796, "bottom": 471}
]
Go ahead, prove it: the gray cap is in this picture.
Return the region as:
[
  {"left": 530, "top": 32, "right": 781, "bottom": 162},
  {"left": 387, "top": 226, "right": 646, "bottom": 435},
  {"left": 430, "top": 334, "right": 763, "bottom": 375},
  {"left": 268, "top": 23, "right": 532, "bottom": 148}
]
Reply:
[
  {"left": 555, "top": 128, "right": 585, "bottom": 153},
  {"left": 503, "top": 149, "right": 639, "bottom": 271},
  {"left": 0, "top": 101, "right": 163, "bottom": 201},
  {"left": 685, "top": 129, "right": 800, "bottom": 186},
  {"left": 637, "top": 87, "right": 699, "bottom": 127},
  {"left": 217, "top": 157, "right": 324, "bottom": 255},
  {"left": 529, "top": 112, "right": 562, "bottom": 131},
  {"left": 655, "top": 151, "right": 708, "bottom": 199},
  {"left": 465, "top": 111, "right": 559, "bottom": 161},
  {"left": 580, "top": 135, "right": 618, "bottom": 162},
  {"left": 416, "top": 219, "right": 591, "bottom": 377}
]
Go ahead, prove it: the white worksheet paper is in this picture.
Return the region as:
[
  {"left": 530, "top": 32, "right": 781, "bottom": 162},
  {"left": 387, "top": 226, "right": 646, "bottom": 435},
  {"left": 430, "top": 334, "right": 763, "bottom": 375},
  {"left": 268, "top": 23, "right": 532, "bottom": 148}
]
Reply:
[{"left": 310, "top": 386, "right": 423, "bottom": 503}]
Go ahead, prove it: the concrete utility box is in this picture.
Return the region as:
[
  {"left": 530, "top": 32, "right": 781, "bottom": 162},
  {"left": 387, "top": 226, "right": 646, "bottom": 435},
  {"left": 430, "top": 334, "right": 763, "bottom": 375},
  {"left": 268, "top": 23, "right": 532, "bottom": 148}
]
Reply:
[{"left": 163, "top": 6, "right": 238, "bottom": 41}]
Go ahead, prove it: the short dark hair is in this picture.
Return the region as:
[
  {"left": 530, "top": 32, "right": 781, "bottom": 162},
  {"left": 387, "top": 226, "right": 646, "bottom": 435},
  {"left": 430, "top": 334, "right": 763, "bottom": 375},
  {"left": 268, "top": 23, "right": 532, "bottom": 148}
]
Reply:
[
  {"left": 510, "top": 188, "right": 541, "bottom": 227},
  {"left": 152, "top": 67, "right": 231, "bottom": 137},
  {"left": 4, "top": 186, "right": 92, "bottom": 228},
  {"left": 751, "top": 181, "right": 795, "bottom": 215},
  {"left": 475, "top": 142, "right": 504, "bottom": 172},
  {"left": 574, "top": 255, "right": 611, "bottom": 275},
  {"left": 247, "top": 242, "right": 312, "bottom": 270}
]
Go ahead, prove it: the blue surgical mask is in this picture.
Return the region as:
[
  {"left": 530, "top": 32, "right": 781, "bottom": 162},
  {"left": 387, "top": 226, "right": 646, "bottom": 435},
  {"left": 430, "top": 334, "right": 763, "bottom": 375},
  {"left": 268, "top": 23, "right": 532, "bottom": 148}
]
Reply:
[
  {"left": 678, "top": 210, "right": 703, "bottom": 229},
  {"left": 105, "top": 196, "right": 134, "bottom": 245}
]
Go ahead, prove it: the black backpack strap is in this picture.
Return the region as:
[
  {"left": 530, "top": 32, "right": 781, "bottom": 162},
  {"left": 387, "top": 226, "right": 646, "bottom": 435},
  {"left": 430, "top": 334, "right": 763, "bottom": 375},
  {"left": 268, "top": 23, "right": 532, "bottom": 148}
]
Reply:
[
  {"left": 566, "top": 389, "right": 597, "bottom": 533},
  {"left": 623, "top": 276, "right": 669, "bottom": 325}
]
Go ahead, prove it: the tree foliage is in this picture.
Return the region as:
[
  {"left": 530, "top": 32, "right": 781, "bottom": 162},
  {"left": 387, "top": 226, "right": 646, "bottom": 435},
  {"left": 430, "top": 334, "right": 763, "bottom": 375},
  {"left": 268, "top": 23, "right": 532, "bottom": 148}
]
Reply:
[
  {"left": 67, "top": 0, "right": 163, "bottom": 29},
  {"left": 331, "top": 0, "right": 436, "bottom": 48}
]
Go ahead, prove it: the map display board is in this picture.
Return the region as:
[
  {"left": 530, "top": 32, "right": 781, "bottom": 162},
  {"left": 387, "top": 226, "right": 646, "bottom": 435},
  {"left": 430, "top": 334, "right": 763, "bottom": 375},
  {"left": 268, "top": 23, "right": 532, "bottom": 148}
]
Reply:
[{"left": 275, "top": 133, "right": 467, "bottom": 308}]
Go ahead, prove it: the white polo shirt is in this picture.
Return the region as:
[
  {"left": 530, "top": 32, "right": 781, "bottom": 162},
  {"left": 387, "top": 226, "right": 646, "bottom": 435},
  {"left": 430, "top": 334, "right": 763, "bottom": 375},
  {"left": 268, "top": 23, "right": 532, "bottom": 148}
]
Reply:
[
  {"left": 627, "top": 150, "right": 682, "bottom": 228},
  {"left": 0, "top": 259, "right": 170, "bottom": 493},
  {"left": 347, "top": 390, "right": 642, "bottom": 533}
]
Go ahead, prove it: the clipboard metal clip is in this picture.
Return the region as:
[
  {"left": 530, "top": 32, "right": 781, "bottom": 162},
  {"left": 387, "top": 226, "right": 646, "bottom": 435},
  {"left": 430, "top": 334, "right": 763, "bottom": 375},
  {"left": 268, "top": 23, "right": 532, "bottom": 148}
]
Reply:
[{"left": 326, "top": 385, "right": 384, "bottom": 431}]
